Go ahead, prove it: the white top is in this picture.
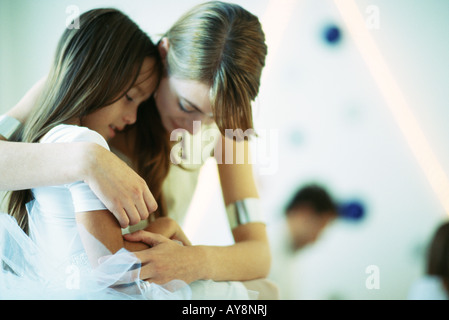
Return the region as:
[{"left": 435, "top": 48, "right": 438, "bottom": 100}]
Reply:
[
  {"left": 28, "top": 124, "right": 108, "bottom": 268},
  {"left": 2, "top": 123, "right": 252, "bottom": 299}
]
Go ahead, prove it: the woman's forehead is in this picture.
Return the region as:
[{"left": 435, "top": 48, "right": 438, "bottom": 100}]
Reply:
[{"left": 170, "top": 76, "right": 212, "bottom": 112}]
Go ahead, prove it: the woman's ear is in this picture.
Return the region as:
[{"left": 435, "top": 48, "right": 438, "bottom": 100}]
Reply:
[{"left": 158, "top": 37, "right": 169, "bottom": 61}]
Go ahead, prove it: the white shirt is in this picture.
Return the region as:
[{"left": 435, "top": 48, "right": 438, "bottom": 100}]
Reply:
[{"left": 28, "top": 124, "right": 108, "bottom": 268}]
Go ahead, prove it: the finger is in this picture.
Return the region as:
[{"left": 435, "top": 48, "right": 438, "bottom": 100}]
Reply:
[
  {"left": 123, "top": 203, "right": 142, "bottom": 226},
  {"left": 124, "top": 230, "right": 164, "bottom": 245},
  {"left": 134, "top": 196, "right": 150, "bottom": 222},
  {"left": 124, "top": 230, "right": 167, "bottom": 246},
  {"left": 112, "top": 207, "right": 130, "bottom": 229},
  {"left": 135, "top": 262, "right": 155, "bottom": 281},
  {"left": 172, "top": 235, "right": 191, "bottom": 246},
  {"left": 143, "top": 187, "right": 158, "bottom": 214}
]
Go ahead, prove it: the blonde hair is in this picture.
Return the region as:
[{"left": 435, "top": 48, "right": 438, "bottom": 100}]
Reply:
[
  {"left": 131, "top": 2, "right": 267, "bottom": 218},
  {"left": 164, "top": 1, "right": 267, "bottom": 135}
]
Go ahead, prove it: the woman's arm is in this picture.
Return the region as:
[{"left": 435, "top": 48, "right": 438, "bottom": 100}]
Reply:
[
  {"left": 128, "top": 222, "right": 270, "bottom": 284},
  {"left": 211, "top": 135, "right": 271, "bottom": 280},
  {"left": 0, "top": 141, "right": 94, "bottom": 190},
  {"left": 127, "top": 136, "right": 271, "bottom": 283},
  {"left": 0, "top": 140, "right": 155, "bottom": 227},
  {"left": 5, "top": 77, "right": 46, "bottom": 124},
  {"left": 190, "top": 222, "right": 270, "bottom": 281}
]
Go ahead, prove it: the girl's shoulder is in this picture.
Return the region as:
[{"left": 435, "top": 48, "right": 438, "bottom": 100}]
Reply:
[{"left": 40, "top": 124, "right": 110, "bottom": 151}]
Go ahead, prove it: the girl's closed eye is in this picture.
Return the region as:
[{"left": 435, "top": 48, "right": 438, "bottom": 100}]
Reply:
[{"left": 125, "top": 94, "right": 134, "bottom": 102}]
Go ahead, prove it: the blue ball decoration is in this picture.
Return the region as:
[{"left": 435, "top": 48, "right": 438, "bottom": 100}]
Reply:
[
  {"left": 338, "top": 201, "right": 365, "bottom": 221},
  {"left": 323, "top": 24, "right": 342, "bottom": 45}
]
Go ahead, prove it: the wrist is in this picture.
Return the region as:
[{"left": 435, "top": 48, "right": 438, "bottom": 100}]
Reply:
[
  {"left": 76, "top": 142, "right": 100, "bottom": 184},
  {"left": 190, "top": 245, "right": 213, "bottom": 281}
]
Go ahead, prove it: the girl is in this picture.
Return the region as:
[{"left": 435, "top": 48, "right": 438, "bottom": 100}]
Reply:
[
  {"left": 1, "top": 7, "right": 190, "bottom": 300},
  {"left": 1, "top": 1, "right": 278, "bottom": 299}
]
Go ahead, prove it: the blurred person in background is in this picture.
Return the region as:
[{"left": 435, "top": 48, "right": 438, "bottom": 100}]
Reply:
[
  {"left": 268, "top": 183, "right": 338, "bottom": 299},
  {"left": 408, "top": 220, "right": 449, "bottom": 300}
]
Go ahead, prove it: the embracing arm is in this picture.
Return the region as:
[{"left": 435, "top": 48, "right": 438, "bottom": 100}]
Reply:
[
  {"left": 0, "top": 139, "right": 154, "bottom": 227},
  {"left": 127, "top": 136, "right": 271, "bottom": 284},
  {"left": 204, "top": 135, "right": 271, "bottom": 281},
  {"left": 0, "top": 140, "right": 103, "bottom": 191},
  {"left": 5, "top": 77, "right": 46, "bottom": 124},
  {"left": 0, "top": 78, "right": 89, "bottom": 190},
  {"left": 192, "top": 223, "right": 271, "bottom": 282}
]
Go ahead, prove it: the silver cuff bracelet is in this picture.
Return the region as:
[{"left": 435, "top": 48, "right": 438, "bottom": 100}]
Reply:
[
  {"left": 226, "top": 198, "right": 265, "bottom": 229},
  {"left": 0, "top": 115, "right": 21, "bottom": 140}
]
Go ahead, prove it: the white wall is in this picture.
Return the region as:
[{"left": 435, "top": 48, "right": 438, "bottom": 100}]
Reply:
[{"left": 1, "top": 0, "right": 448, "bottom": 300}]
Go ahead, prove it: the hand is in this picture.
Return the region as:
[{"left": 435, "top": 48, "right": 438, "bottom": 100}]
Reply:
[
  {"left": 143, "top": 217, "right": 192, "bottom": 246},
  {"left": 124, "top": 230, "right": 200, "bottom": 284},
  {"left": 84, "top": 144, "right": 158, "bottom": 228}
]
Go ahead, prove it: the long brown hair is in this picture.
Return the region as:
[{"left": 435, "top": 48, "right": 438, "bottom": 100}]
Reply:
[
  {"left": 131, "top": 1, "right": 267, "bottom": 217},
  {"left": 6, "top": 8, "right": 160, "bottom": 233},
  {"left": 130, "top": 96, "right": 170, "bottom": 219}
]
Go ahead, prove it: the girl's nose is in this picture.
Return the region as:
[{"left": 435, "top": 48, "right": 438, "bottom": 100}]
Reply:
[{"left": 124, "top": 105, "right": 138, "bottom": 125}]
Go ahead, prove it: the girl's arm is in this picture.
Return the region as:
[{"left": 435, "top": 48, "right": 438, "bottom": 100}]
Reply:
[
  {"left": 142, "top": 216, "right": 192, "bottom": 246},
  {"left": 76, "top": 209, "right": 150, "bottom": 268},
  {"left": 76, "top": 210, "right": 191, "bottom": 284}
]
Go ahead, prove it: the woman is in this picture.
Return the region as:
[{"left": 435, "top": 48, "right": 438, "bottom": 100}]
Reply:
[{"left": 1, "top": 1, "right": 277, "bottom": 298}]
